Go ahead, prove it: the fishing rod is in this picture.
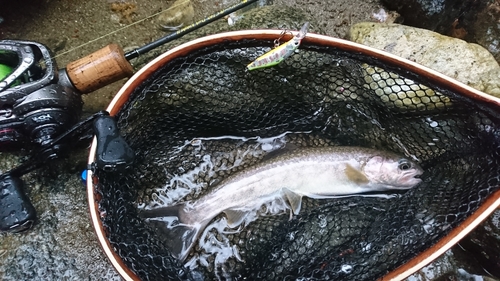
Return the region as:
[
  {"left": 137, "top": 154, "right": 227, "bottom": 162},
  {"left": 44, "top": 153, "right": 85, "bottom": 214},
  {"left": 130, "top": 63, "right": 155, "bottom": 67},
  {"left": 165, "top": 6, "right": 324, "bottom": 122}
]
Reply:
[
  {"left": 125, "top": 0, "right": 259, "bottom": 60},
  {"left": 0, "top": 0, "right": 259, "bottom": 233},
  {"left": 64, "top": 0, "right": 259, "bottom": 94}
]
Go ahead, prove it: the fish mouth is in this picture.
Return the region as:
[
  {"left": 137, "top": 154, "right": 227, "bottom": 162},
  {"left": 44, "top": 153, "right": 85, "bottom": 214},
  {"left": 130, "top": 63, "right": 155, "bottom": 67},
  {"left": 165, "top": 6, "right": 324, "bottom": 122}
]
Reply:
[{"left": 397, "top": 170, "right": 424, "bottom": 189}]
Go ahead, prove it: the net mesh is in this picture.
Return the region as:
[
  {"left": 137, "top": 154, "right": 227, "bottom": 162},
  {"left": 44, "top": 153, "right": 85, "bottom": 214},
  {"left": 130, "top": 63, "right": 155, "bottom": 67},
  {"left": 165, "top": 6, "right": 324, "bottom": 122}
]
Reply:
[{"left": 92, "top": 38, "right": 500, "bottom": 280}]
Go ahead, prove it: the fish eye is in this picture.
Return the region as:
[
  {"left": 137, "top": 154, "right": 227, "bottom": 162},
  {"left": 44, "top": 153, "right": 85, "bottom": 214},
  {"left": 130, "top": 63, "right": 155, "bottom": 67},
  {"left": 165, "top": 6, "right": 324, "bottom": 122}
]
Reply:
[{"left": 398, "top": 159, "right": 412, "bottom": 171}]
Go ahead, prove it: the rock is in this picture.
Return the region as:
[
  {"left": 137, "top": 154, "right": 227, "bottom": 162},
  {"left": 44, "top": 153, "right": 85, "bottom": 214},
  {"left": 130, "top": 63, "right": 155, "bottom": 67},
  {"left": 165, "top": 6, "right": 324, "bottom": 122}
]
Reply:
[
  {"left": 479, "top": 69, "right": 500, "bottom": 98},
  {"left": 405, "top": 249, "right": 500, "bottom": 281},
  {"left": 157, "top": 0, "right": 195, "bottom": 31},
  {"left": 380, "top": 0, "right": 500, "bottom": 66},
  {"left": 44, "top": 37, "right": 67, "bottom": 53},
  {"left": 0, "top": 171, "right": 120, "bottom": 280},
  {"left": 470, "top": 0, "right": 500, "bottom": 64},
  {"left": 349, "top": 22, "right": 500, "bottom": 97},
  {"left": 379, "top": 0, "right": 484, "bottom": 35},
  {"left": 352, "top": 22, "right": 500, "bottom": 280},
  {"left": 451, "top": 209, "right": 500, "bottom": 279},
  {"left": 109, "top": 1, "right": 137, "bottom": 24},
  {"left": 371, "top": 8, "right": 402, "bottom": 24}
]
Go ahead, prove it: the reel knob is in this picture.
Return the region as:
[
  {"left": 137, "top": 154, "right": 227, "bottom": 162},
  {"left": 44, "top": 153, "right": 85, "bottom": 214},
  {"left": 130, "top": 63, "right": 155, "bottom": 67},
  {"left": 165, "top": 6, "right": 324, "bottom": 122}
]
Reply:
[{"left": 0, "top": 175, "right": 36, "bottom": 233}]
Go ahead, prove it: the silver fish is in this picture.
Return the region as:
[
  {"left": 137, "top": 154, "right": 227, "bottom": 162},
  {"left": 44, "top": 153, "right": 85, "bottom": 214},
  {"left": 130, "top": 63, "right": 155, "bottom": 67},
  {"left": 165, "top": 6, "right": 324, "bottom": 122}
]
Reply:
[{"left": 140, "top": 146, "right": 423, "bottom": 261}]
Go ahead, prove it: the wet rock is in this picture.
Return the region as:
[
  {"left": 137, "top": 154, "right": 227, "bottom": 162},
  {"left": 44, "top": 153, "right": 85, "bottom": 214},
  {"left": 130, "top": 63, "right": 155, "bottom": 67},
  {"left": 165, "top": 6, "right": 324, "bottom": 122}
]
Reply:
[
  {"left": 0, "top": 152, "right": 21, "bottom": 173},
  {"left": 380, "top": 0, "right": 500, "bottom": 66},
  {"left": 451, "top": 209, "right": 500, "bottom": 279},
  {"left": 405, "top": 250, "right": 500, "bottom": 281},
  {"left": 379, "top": 0, "right": 484, "bottom": 35},
  {"left": 349, "top": 22, "right": 500, "bottom": 97},
  {"left": 470, "top": 1, "right": 500, "bottom": 64},
  {"left": 225, "top": 0, "right": 272, "bottom": 26},
  {"left": 0, "top": 168, "right": 120, "bottom": 280},
  {"left": 273, "top": 0, "right": 384, "bottom": 38},
  {"left": 157, "top": 0, "right": 195, "bottom": 31}
]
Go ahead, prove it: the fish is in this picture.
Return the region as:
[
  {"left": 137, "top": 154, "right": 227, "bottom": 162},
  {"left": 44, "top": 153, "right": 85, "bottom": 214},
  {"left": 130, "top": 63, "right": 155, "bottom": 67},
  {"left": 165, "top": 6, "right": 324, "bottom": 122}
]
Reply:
[
  {"left": 247, "top": 22, "right": 309, "bottom": 70},
  {"left": 139, "top": 146, "right": 423, "bottom": 262}
]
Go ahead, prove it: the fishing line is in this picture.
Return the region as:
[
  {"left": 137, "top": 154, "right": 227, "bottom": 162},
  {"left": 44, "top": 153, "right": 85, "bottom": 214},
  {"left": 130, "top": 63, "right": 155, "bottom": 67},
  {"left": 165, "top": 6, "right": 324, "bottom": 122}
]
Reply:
[
  {"left": 52, "top": 0, "right": 189, "bottom": 59},
  {"left": 53, "top": 0, "right": 259, "bottom": 60},
  {"left": 125, "top": 0, "right": 259, "bottom": 60}
]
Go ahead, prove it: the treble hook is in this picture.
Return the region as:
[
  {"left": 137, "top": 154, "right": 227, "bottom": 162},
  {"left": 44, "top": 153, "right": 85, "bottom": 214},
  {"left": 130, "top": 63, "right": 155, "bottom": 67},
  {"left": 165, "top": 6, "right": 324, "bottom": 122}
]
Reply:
[{"left": 273, "top": 30, "right": 292, "bottom": 48}]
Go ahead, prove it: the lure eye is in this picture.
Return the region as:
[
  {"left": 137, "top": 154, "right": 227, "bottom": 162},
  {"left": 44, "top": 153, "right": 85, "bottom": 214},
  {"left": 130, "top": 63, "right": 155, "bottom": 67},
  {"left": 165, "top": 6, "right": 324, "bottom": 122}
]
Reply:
[{"left": 398, "top": 159, "right": 412, "bottom": 171}]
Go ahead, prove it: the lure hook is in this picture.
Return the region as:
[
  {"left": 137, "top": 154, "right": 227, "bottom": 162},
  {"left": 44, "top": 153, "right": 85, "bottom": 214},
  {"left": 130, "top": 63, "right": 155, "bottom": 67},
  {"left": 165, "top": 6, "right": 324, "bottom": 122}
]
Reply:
[{"left": 247, "top": 22, "right": 309, "bottom": 71}]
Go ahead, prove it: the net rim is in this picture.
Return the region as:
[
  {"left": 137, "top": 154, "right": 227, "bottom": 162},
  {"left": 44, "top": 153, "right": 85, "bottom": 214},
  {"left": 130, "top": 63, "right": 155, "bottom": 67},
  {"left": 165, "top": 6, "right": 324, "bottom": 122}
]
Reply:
[{"left": 86, "top": 29, "right": 500, "bottom": 281}]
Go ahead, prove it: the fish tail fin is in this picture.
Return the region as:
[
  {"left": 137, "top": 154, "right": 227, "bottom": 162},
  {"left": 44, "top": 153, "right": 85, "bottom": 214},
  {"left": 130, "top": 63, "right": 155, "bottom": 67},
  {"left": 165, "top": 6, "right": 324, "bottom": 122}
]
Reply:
[{"left": 139, "top": 204, "right": 202, "bottom": 262}]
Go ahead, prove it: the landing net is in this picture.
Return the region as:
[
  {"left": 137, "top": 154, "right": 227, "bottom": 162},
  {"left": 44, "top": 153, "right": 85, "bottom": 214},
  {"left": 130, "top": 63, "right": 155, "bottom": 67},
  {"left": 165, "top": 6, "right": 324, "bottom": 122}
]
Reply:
[{"left": 91, "top": 36, "right": 500, "bottom": 280}]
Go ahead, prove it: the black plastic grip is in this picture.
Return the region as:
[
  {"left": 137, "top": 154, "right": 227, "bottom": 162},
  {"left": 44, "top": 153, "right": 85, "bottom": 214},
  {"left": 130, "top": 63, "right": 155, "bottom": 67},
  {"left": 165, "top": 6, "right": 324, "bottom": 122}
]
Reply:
[
  {"left": 0, "top": 175, "right": 36, "bottom": 233},
  {"left": 93, "top": 115, "right": 134, "bottom": 171}
]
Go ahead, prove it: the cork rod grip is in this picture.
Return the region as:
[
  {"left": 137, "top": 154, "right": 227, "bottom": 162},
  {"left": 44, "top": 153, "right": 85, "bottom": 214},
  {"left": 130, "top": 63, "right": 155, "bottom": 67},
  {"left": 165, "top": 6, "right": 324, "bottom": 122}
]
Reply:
[{"left": 65, "top": 44, "right": 134, "bottom": 94}]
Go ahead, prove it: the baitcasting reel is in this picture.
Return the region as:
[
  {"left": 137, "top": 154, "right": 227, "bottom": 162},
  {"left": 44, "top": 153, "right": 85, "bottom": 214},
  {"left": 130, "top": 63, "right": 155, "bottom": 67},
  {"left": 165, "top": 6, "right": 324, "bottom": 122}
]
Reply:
[
  {"left": 0, "top": 0, "right": 259, "bottom": 235},
  {"left": 0, "top": 40, "right": 134, "bottom": 233},
  {"left": 0, "top": 40, "right": 82, "bottom": 151}
]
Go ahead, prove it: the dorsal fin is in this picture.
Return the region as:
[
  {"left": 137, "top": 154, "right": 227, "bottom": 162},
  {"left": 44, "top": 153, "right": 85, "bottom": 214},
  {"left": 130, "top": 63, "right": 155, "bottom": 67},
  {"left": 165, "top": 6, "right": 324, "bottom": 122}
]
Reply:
[
  {"left": 345, "top": 163, "right": 369, "bottom": 184},
  {"left": 282, "top": 188, "right": 303, "bottom": 215},
  {"left": 224, "top": 209, "right": 248, "bottom": 228}
]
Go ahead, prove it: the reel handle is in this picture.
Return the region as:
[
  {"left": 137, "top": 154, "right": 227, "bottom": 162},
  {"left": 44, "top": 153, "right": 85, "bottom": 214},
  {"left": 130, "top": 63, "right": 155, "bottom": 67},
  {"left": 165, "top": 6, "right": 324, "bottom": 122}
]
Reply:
[
  {"left": 0, "top": 175, "right": 36, "bottom": 233},
  {"left": 65, "top": 44, "right": 133, "bottom": 94}
]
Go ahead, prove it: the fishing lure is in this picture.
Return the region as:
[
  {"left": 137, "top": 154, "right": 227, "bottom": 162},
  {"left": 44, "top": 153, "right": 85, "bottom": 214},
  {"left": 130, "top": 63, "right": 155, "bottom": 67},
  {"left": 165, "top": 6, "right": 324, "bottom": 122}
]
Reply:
[{"left": 247, "top": 22, "right": 309, "bottom": 71}]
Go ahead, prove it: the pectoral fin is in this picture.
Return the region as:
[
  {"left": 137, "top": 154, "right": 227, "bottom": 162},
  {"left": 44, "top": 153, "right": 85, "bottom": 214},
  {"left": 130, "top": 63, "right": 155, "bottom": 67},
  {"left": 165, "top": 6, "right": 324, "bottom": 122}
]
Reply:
[
  {"left": 224, "top": 209, "right": 248, "bottom": 228},
  {"left": 345, "top": 163, "right": 369, "bottom": 184},
  {"left": 282, "top": 188, "right": 303, "bottom": 215}
]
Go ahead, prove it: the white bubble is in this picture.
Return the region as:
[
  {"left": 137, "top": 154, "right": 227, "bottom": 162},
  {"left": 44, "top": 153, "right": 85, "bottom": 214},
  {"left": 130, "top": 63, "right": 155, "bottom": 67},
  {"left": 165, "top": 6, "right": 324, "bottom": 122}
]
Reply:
[{"left": 340, "top": 264, "right": 353, "bottom": 274}]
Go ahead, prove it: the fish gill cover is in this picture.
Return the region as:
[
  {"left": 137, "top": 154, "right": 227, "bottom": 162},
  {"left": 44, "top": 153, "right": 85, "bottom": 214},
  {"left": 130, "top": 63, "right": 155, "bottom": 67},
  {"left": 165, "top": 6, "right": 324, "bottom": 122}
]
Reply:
[{"left": 92, "top": 39, "right": 500, "bottom": 280}]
